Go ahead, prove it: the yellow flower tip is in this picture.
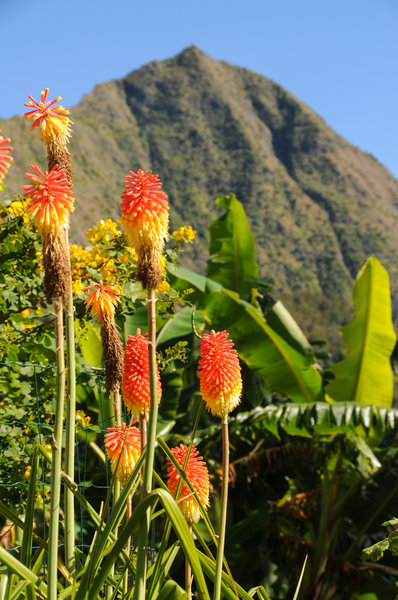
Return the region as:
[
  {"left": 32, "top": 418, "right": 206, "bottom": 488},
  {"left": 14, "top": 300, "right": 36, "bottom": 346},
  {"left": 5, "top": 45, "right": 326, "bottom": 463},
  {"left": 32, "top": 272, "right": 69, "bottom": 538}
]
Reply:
[
  {"left": 120, "top": 169, "right": 169, "bottom": 255},
  {"left": 167, "top": 444, "right": 210, "bottom": 525},
  {"left": 84, "top": 281, "right": 121, "bottom": 323},
  {"left": 104, "top": 423, "right": 141, "bottom": 486},
  {"left": 122, "top": 330, "right": 162, "bottom": 417},
  {"left": 23, "top": 164, "right": 74, "bottom": 235},
  {"left": 198, "top": 330, "right": 242, "bottom": 418},
  {"left": 24, "top": 88, "right": 72, "bottom": 144}
]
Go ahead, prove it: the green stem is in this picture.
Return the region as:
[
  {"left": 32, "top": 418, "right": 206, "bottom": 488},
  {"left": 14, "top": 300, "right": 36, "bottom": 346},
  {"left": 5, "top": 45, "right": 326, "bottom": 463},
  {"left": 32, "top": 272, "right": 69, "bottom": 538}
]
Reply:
[
  {"left": 48, "top": 298, "right": 66, "bottom": 599},
  {"left": 133, "top": 290, "right": 159, "bottom": 600},
  {"left": 186, "top": 525, "right": 193, "bottom": 600},
  {"left": 213, "top": 416, "right": 229, "bottom": 600},
  {"left": 64, "top": 250, "right": 76, "bottom": 575},
  {"left": 113, "top": 388, "right": 122, "bottom": 426}
]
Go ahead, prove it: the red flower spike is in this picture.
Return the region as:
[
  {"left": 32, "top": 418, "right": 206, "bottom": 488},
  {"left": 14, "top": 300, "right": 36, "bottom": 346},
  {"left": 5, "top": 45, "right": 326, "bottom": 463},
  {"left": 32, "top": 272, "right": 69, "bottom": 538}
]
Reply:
[
  {"left": 24, "top": 88, "right": 72, "bottom": 144},
  {"left": 122, "top": 329, "right": 161, "bottom": 417},
  {"left": 120, "top": 169, "right": 169, "bottom": 254},
  {"left": 0, "top": 131, "right": 13, "bottom": 180},
  {"left": 84, "top": 281, "right": 121, "bottom": 323},
  {"left": 198, "top": 330, "right": 242, "bottom": 417},
  {"left": 104, "top": 423, "right": 141, "bottom": 486},
  {"left": 23, "top": 165, "right": 74, "bottom": 235},
  {"left": 167, "top": 444, "right": 210, "bottom": 525}
]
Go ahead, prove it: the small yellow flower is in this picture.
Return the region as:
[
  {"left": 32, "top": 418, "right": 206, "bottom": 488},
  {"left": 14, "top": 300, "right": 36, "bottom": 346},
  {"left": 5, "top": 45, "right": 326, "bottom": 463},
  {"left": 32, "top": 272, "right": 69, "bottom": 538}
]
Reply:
[
  {"left": 156, "top": 281, "right": 170, "bottom": 293},
  {"left": 173, "top": 225, "right": 196, "bottom": 241},
  {"left": 21, "top": 309, "right": 30, "bottom": 318},
  {"left": 24, "top": 465, "right": 32, "bottom": 479},
  {"left": 76, "top": 410, "right": 91, "bottom": 429},
  {"left": 72, "top": 279, "right": 85, "bottom": 295}
]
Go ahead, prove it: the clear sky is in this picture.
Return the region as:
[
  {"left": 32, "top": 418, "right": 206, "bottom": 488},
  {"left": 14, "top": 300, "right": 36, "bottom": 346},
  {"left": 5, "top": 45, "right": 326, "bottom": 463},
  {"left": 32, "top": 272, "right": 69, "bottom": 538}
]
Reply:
[{"left": 1, "top": 0, "right": 397, "bottom": 177}]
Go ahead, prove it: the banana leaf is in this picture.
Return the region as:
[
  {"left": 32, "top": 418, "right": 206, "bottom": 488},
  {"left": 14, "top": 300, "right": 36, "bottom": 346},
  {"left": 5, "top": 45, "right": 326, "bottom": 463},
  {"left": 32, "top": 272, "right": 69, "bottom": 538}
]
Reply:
[
  {"left": 207, "top": 194, "right": 258, "bottom": 299},
  {"left": 327, "top": 257, "right": 396, "bottom": 406}
]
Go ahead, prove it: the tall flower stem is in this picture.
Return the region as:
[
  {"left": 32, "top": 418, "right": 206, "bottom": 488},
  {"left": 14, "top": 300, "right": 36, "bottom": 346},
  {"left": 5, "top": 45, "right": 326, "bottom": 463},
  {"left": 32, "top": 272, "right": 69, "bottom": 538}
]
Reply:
[
  {"left": 113, "top": 389, "right": 122, "bottom": 426},
  {"left": 64, "top": 232, "right": 76, "bottom": 575},
  {"left": 139, "top": 414, "right": 147, "bottom": 482},
  {"left": 186, "top": 524, "right": 193, "bottom": 600},
  {"left": 133, "top": 289, "right": 159, "bottom": 600},
  {"left": 48, "top": 298, "right": 66, "bottom": 598},
  {"left": 213, "top": 416, "right": 229, "bottom": 600}
]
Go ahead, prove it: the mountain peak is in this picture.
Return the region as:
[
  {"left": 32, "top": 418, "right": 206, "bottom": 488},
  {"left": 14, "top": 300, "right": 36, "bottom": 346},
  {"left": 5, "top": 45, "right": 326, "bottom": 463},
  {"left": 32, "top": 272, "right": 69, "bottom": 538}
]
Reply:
[{"left": 1, "top": 49, "right": 398, "bottom": 344}]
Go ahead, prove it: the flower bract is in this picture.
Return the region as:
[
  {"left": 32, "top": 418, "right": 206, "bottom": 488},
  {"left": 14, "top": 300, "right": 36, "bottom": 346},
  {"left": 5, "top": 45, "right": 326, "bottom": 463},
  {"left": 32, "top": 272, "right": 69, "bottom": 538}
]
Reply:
[
  {"left": 167, "top": 444, "right": 210, "bottom": 525},
  {"left": 122, "top": 329, "right": 161, "bottom": 417},
  {"left": 198, "top": 330, "right": 242, "bottom": 417},
  {"left": 24, "top": 88, "right": 72, "bottom": 144},
  {"left": 104, "top": 423, "right": 141, "bottom": 486},
  {"left": 23, "top": 165, "right": 74, "bottom": 235},
  {"left": 0, "top": 131, "right": 13, "bottom": 180},
  {"left": 84, "top": 281, "right": 121, "bottom": 323}
]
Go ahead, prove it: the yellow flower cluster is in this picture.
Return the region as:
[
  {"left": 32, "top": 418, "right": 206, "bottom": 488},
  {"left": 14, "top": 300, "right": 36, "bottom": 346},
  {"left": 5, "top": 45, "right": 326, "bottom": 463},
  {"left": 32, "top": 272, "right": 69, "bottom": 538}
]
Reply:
[
  {"left": 70, "top": 219, "right": 139, "bottom": 293},
  {"left": 69, "top": 243, "right": 117, "bottom": 292},
  {"left": 86, "top": 219, "right": 121, "bottom": 244},
  {"left": 5, "top": 200, "right": 31, "bottom": 224},
  {"left": 173, "top": 225, "right": 196, "bottom": 241}
]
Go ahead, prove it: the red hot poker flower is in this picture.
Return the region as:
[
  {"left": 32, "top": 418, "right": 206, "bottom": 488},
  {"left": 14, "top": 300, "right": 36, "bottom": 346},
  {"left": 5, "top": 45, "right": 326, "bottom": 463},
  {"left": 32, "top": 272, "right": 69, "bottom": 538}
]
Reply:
[
  {"left": 198, "top": 330, "right": 242, "bottom": 418},
  {"left": 84, "top": 281, "right": 121, "bottom": 323},
  {"left": 120, "top": 169, "right": 169, "bottom": 289},
  {"left": 0, "top": 131, "right": 13, "bottom": 181},
  {"left": 23, "top": 165, "right": 74, "bottom": 235},
  {"left": 120, "top": 169, "right": 169, "bottom": 250},
  {"left": 167, "top": 444, "right": 210, "bottom": 525},
  {"left": 104, "top": 423, "right": 141, "bottom": 486},
  {"left": 122, "top": 329, "right": 162, "bottom": 417},
  {"left": 24, "top": 88, "right": 72, "bottom": 144}
]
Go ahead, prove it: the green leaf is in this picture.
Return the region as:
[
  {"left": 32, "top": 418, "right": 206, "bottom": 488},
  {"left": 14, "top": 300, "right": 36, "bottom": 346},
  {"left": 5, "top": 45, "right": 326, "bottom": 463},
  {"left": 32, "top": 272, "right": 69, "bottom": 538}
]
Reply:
[
  {"left": 75, "top": 319, "right": 103, "bottom": 368},
  {"left": 328, "top": 257, "right": 397, "bottom": 406},
  {"left": 89, "top": 489, "right": 211, "bottom": 600},
  {"left": 168, "top": 263, "right": 321, "bottom": 402},
  {"left": 207, "top": 194, "right": 259, "bottom": 298},
  {"left": 20, "top": 447, "right": 38, "bottom": 592},
  {"left": 203, "top": 288, "right": 322, "bottom": 403},
  {"left": 157, "top": 306, "right": 205, "bottom": 347},
  {"left": 157, "top": 579, "right": 186, "bottom": 600},
  {"left": 0, "top": 546, "right": 48, "bottom": 597}
]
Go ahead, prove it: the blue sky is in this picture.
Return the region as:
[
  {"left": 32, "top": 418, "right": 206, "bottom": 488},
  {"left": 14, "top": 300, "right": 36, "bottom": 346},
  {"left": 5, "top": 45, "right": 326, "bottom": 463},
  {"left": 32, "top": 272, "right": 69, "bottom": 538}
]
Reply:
[{"left": 2, "top": 0, "right": 397, "bottom": 176}]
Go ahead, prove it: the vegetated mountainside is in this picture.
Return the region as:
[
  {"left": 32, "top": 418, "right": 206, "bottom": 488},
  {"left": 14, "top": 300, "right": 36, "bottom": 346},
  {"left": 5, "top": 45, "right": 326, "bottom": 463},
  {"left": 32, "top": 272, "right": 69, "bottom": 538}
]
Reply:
[{"left": 2, "top": 46, "right": 398, "bottom": 347}]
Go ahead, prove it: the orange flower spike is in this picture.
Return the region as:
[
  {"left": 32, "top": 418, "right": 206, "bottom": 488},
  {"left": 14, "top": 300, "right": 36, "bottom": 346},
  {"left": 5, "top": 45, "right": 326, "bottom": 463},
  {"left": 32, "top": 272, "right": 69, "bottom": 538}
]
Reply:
[
  {"left": 0, "top": 131, "right": 13, "bottom": 180},
  {"left": 120, "top": 169, "right": 169, "bottom": 253},
  {"left": 198, "top": 330, "right": 242, "bottom": 418},
  {"left": 122, "top": 329, "right": 161, "bottom": 417},
  {"left": 167, "top": 445, "right": 210, "bottom": 525},
  {"left": 104, "top": 423, "right": 141, "bottom": 486},
  {"left": 23, "top": 165, "right": 74, "bottom": 234},
  {"left": 24, "top": 88, "right": 72, "bottom": 144},
  {"left": 84, "top": 281, "right": 121, "bottom": 323}
]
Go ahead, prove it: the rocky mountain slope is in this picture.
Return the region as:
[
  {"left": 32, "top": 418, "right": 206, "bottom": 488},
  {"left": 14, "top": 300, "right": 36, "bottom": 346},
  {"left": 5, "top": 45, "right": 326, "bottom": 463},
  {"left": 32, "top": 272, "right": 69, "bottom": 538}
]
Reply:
[{"left": 2, "top": 46, "right": 398, "bottom": 344}]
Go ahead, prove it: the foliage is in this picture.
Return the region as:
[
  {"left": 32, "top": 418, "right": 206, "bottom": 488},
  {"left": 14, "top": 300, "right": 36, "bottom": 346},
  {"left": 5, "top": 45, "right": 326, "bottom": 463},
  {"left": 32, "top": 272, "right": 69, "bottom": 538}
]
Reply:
[{"left": 1, "top": 161, "right": 398, "bottom": 599}]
